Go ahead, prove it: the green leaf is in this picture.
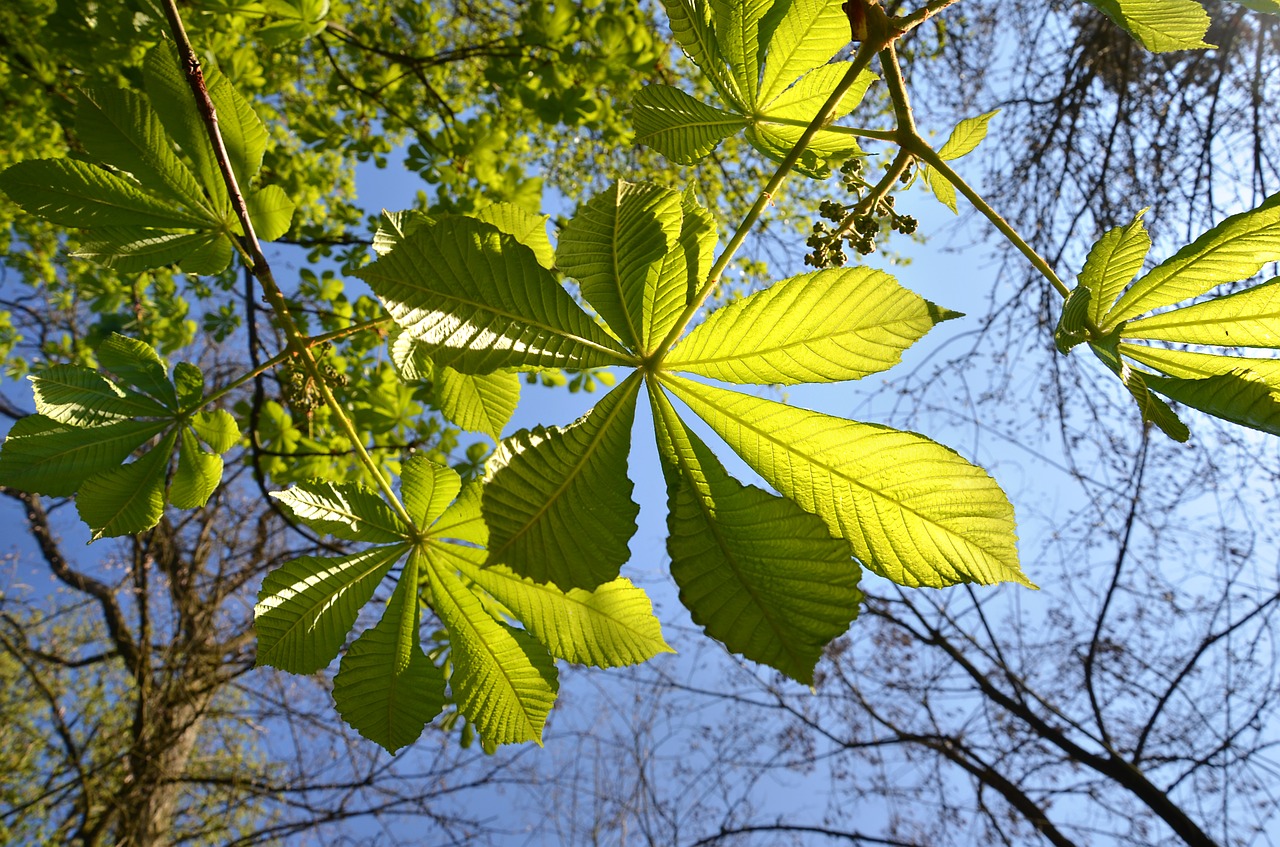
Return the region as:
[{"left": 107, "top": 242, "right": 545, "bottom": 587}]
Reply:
[
  {"left": 245, "top": 185, "right": 295, "bottom": 241},
  {"left": 255, "top": 544, "right": 409, "bottom": 674},
  {"left": 1078, "top": 209, "right": 1151, "bottom": 327},
  {"left": 710, "top": 0, "right": 773, "bottom": 106},
  {"left": 1107, "top": 193, "right": 1280, "bottom": 325},
  {"left": 372, "top": 209, "right": 435, "bottom": 257},
  {"left": 400, "top": 455, "right": 461, "bottom": 529},
  {"left": 192, "top": 410, "right": 240, "bottom": 454},
  {"left": 445, "top": 544, "right": 671, "bottom": 668},
  {"left": 434, "top": 365, "right": 520, "bottom": 442},
  {"left": 484, "top": 374, "right": 641, "bottom": 591},
  {"left": 73, "top": 227, "right": 233, "bottom": 275},
  {"left": 1147, "top": 370, "right": 1280, "bottom": 436},
  {"left": 472, "top": 202, "right": 556, "bottom": 270},
  {"left": 0, "top": 159, "right": 212, "bottom": 229},
  {"left": 1120, "top": 343, "right": 1280, "bottom": 388},
  {"left": 98, "top": 334, "right": 179, "bottom": 409},
  {"left": 332, "top": 548, "right": 446, "bottom": 754},
  {"left": 660, "top": 0, "right": 745, "bottom": 108},
  {"left": 30, "top": 365, "right": 168, "bottom": 427},
  {"left": 271, "top": 480, "right": 408, "bottom": 542},
  {"left": 260, "top": 0, "right": 331, "bottom": 45},
  {"left": 1054, "top": 285, "right": 1094, "bottom": 355},
  {"left": 559, "top": 180, "right": 685, "bottom": 351},
  {"left": 678, "top": 193, "right": 719, "bottom": 306},
  {"left": 356, "top": 217, "right": 633, "bottom": 372},
  {"left": 922, "top": 110, "right": 999, "bottom": 213},
  {"left": 631, "top": 85, "right": 748, "bottom": 164},
  {"left": 1088, "top": 338, "right": 1190, "bottom": 442},
  {"left": 1231, "top": 0, "right": 1280, "bottom": 12},
  {"left": 205, "top": 61, "right": 269, "bottom": 185},
  {"left": 143, "top": 43, "right": 230, "bottom": 211},
  {"left": 651, "top": 386, "right": 859, "bottom": 683},
  {"left": 663, "top": 375, "right": 1029, "bottom": 588},
  {"left": 172, "top": 363, "right": 204, "bottom": 410},
  {"left": 749, "top": 64, "right": 876, "bottom": 178},
  {"left": 75, "top": 87, "right": 214, "bottom": 217},
  {"left": 1122, "top": 277, "right": 1280, "bottom": 347},
  {"left": 77, "top": 429, "right": 177, "bottom": 540},
  {"left": 757, "top": 0, "right": 850, "bottom": 107},
  {"left": 430, "top": 481, "right": 487, "bottom": 545},
  {"left": 1080, "top": 0, "right": 1214, "bottom": 51},
  {"left": 0, "top": 416, "right": 170, "bottom": 497},
  {"left": 666, "top": 267, "right": 959, "bottom": 384},
  {"left": 426, "top": 553, "right": 558, "bottom": 747},
  {"left": 169, "top": 427, "right": 223, "bottom": 509}
]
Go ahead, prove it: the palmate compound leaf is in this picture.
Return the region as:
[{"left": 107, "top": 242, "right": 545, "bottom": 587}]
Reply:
[
  {"left": 710, "top": 0, "right": 773, "bottom": 106},
  {"left": 665, "top": 266, "right": 959, "bottom": 384},
  {"left": 483, "top": 373, "right": 642, "bottom": 591},
  {"left": 356, "top": 216, "right": 633, "bottom": 373},
  {"left": 333, "top": 548, "right": 447, "bottom": 754},
  {"left": 662, "top": 375, "right": 1028, "bottom": 589},
  {"left": 1081, "top": 0, "right": 1214, "bottom": 52},
  {"left": 254, "top": 543, "right": 410, "bottom": 674},
  {"left": 650, "top": 385, "right": 860, "bottom": 683},
  {"left": 426, "top": 547, "right": 559, "bottom": 748},
  {"left": 558, "top": 180, "right": 685, "bottom": 352},
  {"left": 442, "top": 543, "right": 672, "bottom": 668}
]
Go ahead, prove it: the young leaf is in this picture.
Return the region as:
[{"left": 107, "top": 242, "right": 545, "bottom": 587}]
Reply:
[
  {"left": 756, "top": 0, "right": 850, "bottom": 107},
  {"left": 471, "top": 202, "right": 556, "bottom": 270},
  {"left": 1089, "top": 338, "right": 1190, "bottom": 442},
  {"left": 401, "top": 455, "right": 462, "bottom": 530},
  {"left": 631, "top": 85, "right": 748, "bottom": 164},
  {"left": 30, "top": 365, "right": 168, "bottom": 427},
  {"left": 445, "top": 543, "right": 672, "bottom": 668},
  {"left": 192, "top": 410, "right": 240, "bottom": 454},
  {"left": 333, "top": 548, "right": 446, "bottom": 754},
  {"left": 1081, "top": 0, "right": 1214, "bottom": 52},
  {"left": 484, "top": 374, "right": 641, "bottom": 590},
  {"left": 1121, "top": 343, "right": 1280, "bottom": 388},
  {"left": 76, "top": 429, "right": 178, "bottom": 540},
  {"left": 652, "top": 386, "right": 860, "bottom": 683},
  {"left": 430, "top": 481, "right": 487, "bottom": 545},
  {"left": 559, "top": 180, "right": 685, "bottom": 351},
  {"left": 255, "top": 543, "right": 410, "bottom": 674},
  {"left": 0, "top": 416, "right": 170, "bottom": 497},
  {"left": 1106, "top": 192, "right": 1280, "bottom": 326},
  {"left": 245, "top": 185, "right": 296, "bottom": 242},
  {"left": 271, "top": 480, "right": 409, "bottom": 543},
  {"left": 663, "top": 375, "right": 1028, "bottom": 589},
  {"left": 356, "top": 217, "right": 633, "bottom": 372},
  {"left": 434, "top": 365, "right": 520, "bottom": 442},
  {"left": 1078, "top": 209, "right": 1151, "bottom": 327},
  {"left": 923, "top": 110, "right": 999, "bottom": 214},
  {"left": 169, "top": 427, "right": 223, "bottom": 510},
  {"left": 678, "top": 194, "right": 719, "bottom": 305},
  {"left": 661, "top": 0, "right": 745, "bottom": 108},
  {"left": 172, "top": 363, "right": 204, "bottom": 410},
  {"left": 143, "top": 43, "right": 229, "bottom": 211},
  {"left": 73, "top": 228, "right": 231, "bottom": 275},
  {"left": 98, "top": 334, "right": 179, "bottom": 409},
  {"left": 426, "top": 553, "right": 558, "bottom": 747},
  {"left": 710, "top": 0, "right": 773, "bottom": 106},
  {"left": 1147, "top": 370, "right": 1280, "bottom": 436},
  {"left": 666, "top": 267, "right": 959, "bottom": 384}
]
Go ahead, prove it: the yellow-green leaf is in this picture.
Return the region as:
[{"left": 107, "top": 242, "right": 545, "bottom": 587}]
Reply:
[
  {"left": 1122, "top": 276, "right": 1280, "bottom": 347},
  {"left": 757, "top": 0, "right": 849, "bottom": 107},
  {"left": 1081, "top": 0, "right": 1214, "bottom": 51},
  {"left": 1079, "top": 209, "right": 1151, "bottom": 327}
]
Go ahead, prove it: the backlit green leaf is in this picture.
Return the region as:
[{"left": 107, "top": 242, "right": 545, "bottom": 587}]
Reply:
[
  {"left": 255, "top": 544, "right": 408, "bottom": 674},
  {"left": 936, "top": 109, "right": 999, "bottom": 160},
  {"left": 430, "top": 481, "right": 487, "bottom": 545},
  {"left": 679, "top": 193, "right": 719, "bottom": 306},
  {"left": 73, "top": 228, "right": 232, "bottom": 275},
  {"left": 484, "top": 374, "right": 641, "bottom": 590},
  {"left": 143, "top": 43, "right": 229, "bottom": 210},
  {"left": 30, "top": 365, "right": 168, "bottom": 427},
  {"left": 357, "top": 217, "right": 633, "bottom": 372},
  {"left": 1089, "top": 338, "right": 1190, "bottom": 442},
  {"left": 446, "top": 544, "right": 671, "bottom": 668},
  {"left": 1148, "top": 370, "right": 1280, "bottom": 436},
  {"left": 757, "top": 0, "right": 849, "bottom": 107},
  {"left": 559, "top": 180, "right": 685, "bottom": 350},
  {"left": 401, "top": 455, "right": 461, "bottom": 530},
  {"left": 710, "top": 0, "right": 773, "bottom": 106},
  {"left": 172, "top": 363, "right": 204, "bottom": 410},
  {"left": 472, "top": 202, "right": 556, "bottom": 270},
  {"left": 0, "top": 416, "right": 170, "bottom": 497},
  {"left": 1122, "top": 276, "right": 1280, "bottom": 346},
  {"left": 192, "top": 410, "right": 240, "bottom": 454},
  {"left": 333, "top": 548, "right": 446, "bottom": 754},
  {"left": 245, "top": 185, "right": 295, "bottom": 241},
  {"left": 1079, "top": 210, "right": 1151, "bottom": 327},
  {"left": 1107, "top": 192, "right": 1280, "bottom": 326},
  {"left": 98, "top": 334, "right": 178, "bottom": 409},
  {"left": 1121, "top": 343, "right": 1280, "bottom": 388},
  {"left": 271, "top": 480, "right": 408, "bottom": 543},
  {"left": 663, "top": 375, "right": 1028, "bottom": 588},
  {"left": 660, "top": 0, "right": 745, "bottom": 107},
  {"left": 169, "top": 427, "right": 223, "bottom": 509},
  {"left": 205, "top": 60, "right": 269, "bottom": 185},
  {"left": 631, "top": 85, "right": 748, "bottom": 164},
  {"left": 1081, "top": 0, "right": 1213, "bottom": 51},
  {"left": 77, "top": 429, "right": 177, "bottom": 540},
  {"left": 666, "top": 267, "right": 958, "bottom": 384},
  {"left": 434, "top": 365, "right": 520, "bottom": 442},
  {"left": 651, "top": 386, "right": 859, "bottom": 683},
  {"left": 0, "top": 159, "right": 211, "bottom": 229},
  {"left": 426, "top": 553, "right": 558, "bottom": 747}
]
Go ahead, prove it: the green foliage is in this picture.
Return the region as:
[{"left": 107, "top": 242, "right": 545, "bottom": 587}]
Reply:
[{"left": 1, "top": 0, "right": 1277, "bottom": 758}]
